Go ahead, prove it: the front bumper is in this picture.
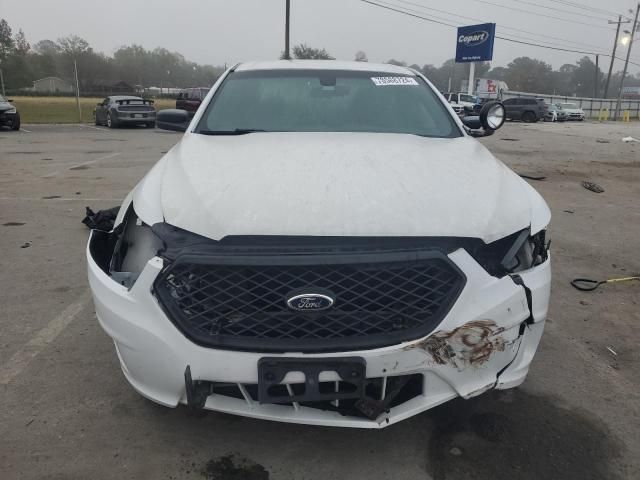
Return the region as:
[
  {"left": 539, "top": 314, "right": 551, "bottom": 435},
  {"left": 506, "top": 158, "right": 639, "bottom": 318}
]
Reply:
[
  {"left": 87, "top": 234, "right": 551, "bottom": 428},
  {"left": 0, "top": 112, "right": 18, "bottom": 127}
]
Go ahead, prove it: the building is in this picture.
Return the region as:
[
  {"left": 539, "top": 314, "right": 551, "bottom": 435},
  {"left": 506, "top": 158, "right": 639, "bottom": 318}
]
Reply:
[{"left": 32, "top": 76, "right": 74, "bottom": 93}]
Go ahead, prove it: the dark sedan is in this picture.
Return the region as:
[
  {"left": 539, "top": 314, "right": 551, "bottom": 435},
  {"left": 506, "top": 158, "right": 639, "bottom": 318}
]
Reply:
[
  {"left": 0, "top": 95, "right": 20, "bottom": 130},
  {"left": 94, "top": 95, "right": 156, "bottom": 128}
]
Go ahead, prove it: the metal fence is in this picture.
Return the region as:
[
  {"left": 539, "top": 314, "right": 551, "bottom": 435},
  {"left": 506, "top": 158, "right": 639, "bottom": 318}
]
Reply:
[{"left": 502, "top": 90, "right": 640, "bottom": 120}]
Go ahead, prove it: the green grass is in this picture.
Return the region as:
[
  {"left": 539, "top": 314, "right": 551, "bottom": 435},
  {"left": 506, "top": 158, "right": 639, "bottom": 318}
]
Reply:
[{"left": 10, "top": 96, "right": 174, "bottom": 124}]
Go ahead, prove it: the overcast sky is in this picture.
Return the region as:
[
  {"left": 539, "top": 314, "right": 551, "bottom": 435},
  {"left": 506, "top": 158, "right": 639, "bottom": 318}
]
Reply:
[{"left": 1, "top": 0, "right": 638, "bottom": 73}]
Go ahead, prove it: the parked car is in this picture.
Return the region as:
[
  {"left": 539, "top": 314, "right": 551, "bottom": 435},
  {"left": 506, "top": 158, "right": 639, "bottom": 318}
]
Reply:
[
  {"left": 502, "top": 97, "right": 547, "bottom": 122},
  {"left": 176, "top": 87, "right": 210, "bottom": 116},
  {"left": 94, "top": 95, "right": 156, "bottom": 128},
  {"left": 443, "top": 92, "right": 477, "bottom": 115},
  {"left": 0, "top": 95, "right": 20, "bottom": 130},
  {"left": 545, "top": 104, "right": 567, "bottom": 122},
  {"left": 557, "top": 102, "right": 585, "bottom": 121},
  {"left": 87, "top": 61, "right": 550, "bottom": 428}
]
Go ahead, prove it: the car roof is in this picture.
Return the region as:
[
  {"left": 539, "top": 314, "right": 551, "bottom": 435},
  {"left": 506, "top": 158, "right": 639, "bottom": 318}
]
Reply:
[{"left": 235, "top": 60, "right": 416, "bottom": 75}]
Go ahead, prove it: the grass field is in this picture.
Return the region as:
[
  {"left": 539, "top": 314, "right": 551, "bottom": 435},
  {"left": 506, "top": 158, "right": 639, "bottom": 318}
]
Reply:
[{"left": 10, "top": 96, "right": 174, "bottom": 124}]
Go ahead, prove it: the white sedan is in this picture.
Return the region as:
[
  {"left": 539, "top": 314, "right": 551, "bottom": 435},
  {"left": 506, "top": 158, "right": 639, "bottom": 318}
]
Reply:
[
  {"left": 87, "top": 60, "right": 551, "bottom": 428},
  {"left": 558, "top": 102, "right": 585, "bottom": 121}
]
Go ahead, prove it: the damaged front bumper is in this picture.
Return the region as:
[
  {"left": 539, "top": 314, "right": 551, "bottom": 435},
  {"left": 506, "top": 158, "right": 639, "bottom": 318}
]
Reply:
[{"left": 87, "top": 231, "right": 550, "bottom": 428}]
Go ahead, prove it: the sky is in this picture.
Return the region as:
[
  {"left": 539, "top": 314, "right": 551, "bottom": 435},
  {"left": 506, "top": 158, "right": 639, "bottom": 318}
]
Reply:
[{"left": 1, "top": 0, "right": 639, "bottom": 74}]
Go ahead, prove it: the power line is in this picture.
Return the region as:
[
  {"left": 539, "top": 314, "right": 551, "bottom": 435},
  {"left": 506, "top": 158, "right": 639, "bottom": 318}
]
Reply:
[
  {"left": 510, "top": 0, "right": 614, "bottom": 21},
  {"left": 359, "top": 0, "right": 640, "bottom": 67},
  {"left": 472, "top": 0, "right": 616, "bottom": 30},
  {"left": 394, "top": 0, "right": 608, "bottom": 51},
  {"left": 546, "top": 0, "right": 627, "bottom": 19}
]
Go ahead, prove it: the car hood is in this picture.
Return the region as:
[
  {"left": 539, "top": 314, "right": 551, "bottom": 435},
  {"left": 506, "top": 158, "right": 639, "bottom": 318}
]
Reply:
[
  {"left": 133, "top": 132, "right": 550, "bottom": 243},
  {"left": 0, "top": 101, "right": 13, "bottom": 112}
]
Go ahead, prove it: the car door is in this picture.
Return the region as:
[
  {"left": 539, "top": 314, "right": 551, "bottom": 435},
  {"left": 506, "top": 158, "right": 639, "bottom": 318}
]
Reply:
[
  {"left": 96, "top": 97, "right": 109, "bottom": 123},
  {"left": 502, "top": 98, "right": 518, "bottom": 119}
]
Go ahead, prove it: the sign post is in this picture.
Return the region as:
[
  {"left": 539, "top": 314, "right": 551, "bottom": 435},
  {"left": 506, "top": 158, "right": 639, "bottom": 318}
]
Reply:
[{"left": 455, "top": 23, "right": 496, "bottom": 96}]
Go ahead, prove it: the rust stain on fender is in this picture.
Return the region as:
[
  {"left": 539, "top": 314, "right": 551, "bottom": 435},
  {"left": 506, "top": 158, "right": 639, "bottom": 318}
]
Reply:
[{"left": 406, "top": 320, "right": 506, "bottom": 369}]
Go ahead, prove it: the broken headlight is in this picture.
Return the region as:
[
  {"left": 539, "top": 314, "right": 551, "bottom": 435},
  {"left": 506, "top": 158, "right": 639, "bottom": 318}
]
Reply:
[
  {"left": 109, "top": 206, "right": 163, "bottom": 288},
  {"left": 472, "top": 229, "right": 549, "bottom": 276}
]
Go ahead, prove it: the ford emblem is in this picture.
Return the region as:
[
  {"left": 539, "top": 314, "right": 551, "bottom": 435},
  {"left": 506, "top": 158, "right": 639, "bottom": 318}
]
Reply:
[{"left": 286, "top": 293, "right": 334, "bottom": 312}]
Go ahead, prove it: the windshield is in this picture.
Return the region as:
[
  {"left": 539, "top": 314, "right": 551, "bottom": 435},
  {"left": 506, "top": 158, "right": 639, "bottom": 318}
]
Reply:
[
  {"left": 459, "top": 94, "right": 476, "bottom": 103},
  {"left": 195, "top": 69, "right": 461, "bottom": 138},
  {"left": 0, "top": 94, "right": 6, "bottom": 102},
  {"left": 560, "top": 103, "right": 577, "bottom": 108}
]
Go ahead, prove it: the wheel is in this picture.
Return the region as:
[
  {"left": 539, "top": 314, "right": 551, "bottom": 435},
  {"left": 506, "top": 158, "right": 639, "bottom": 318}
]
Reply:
[
  {"left": 522, "top": 111, "right": 536, "bottom": 123},
  {"left": 106, "top": 112, "right": 118, "bottom": 128},
  {"left": 11, "top": 113, "right": 20, "bottom": 131}
]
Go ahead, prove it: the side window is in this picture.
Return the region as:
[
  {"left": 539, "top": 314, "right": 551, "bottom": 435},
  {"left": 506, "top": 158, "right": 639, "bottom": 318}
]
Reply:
[
  {"left": 525, "top": 99, "right": 536, "bottom": 105},
  {"left": 503, "top": 98, "right": 516, "bottom": 105}
]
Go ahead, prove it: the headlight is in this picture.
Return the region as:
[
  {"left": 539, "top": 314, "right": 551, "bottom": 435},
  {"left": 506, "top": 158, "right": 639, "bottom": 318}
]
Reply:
[
  {"left": 110, "top": 207, "right": 163, "bottom": 288},
  {"left": 472, "top": 229, "right": 549, "bottom": 276},
  {"left": 5, "top": 108, "right": 16, "bottom": 114}
]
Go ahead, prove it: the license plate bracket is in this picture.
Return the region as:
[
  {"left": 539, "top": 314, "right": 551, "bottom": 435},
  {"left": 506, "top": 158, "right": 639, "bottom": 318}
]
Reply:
[{"left": 258, "top": 357, "right": 366, "bottom": 404}]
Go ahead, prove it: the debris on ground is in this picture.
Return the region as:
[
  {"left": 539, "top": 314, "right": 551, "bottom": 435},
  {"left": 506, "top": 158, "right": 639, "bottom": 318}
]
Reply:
[
  {"left": 20, "top": 242, "right": 31, "bottom": 248},
  {"left": 500, "top": 138, "right": 519, "bottom": 142},
  {"left": 606, "top": 347, "right": 617, "bottom": 356},
  {"left": 42, "top": 195, "right": 61, "bottom": 199},
  {"left": 518, "top": 173, "right": 546, "bottom": 181},
  {"left": 596, "top": 139, "right": 610, "bottom": 144},
  {"left": 621, "top": 136, "right": 639, "bottom": 143},
  {"left": 581, "top": 181, "right": 604, "bottom": 193},
  {"left": 82, "top": 206, "right": 120, "bottom": 231},
  {"left": 563, "top": 210, "right": 575, "bottom": 214}
]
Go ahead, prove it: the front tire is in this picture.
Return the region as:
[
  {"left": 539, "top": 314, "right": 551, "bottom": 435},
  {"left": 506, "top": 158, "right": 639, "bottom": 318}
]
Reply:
[
  {"left": 522, "top": 111, "right": 536, "bottom": 123},
  {"left": 11, "top": 113, "right": 21, "bottom": 131}
]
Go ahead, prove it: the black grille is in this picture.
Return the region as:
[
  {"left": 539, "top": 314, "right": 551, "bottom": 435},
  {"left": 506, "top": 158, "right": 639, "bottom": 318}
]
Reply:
[{"left": 153, "top": 250, "right": 465, "bottom": 352}]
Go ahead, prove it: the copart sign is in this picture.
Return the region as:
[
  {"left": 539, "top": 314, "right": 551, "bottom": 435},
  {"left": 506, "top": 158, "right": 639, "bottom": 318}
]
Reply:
[{"left": 455, "top": 23, "right": 496, "bottom": 63}]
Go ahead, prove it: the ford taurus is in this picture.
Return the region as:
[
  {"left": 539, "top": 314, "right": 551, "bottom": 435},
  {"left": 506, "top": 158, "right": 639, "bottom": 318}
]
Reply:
[{"left": 87, "top": 60, "right": 551, "bottom": 428}]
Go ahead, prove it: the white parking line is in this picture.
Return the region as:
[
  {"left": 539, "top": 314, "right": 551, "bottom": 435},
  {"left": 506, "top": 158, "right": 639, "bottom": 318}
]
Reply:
[
  {"left": 43, "top": 151, "right": 121, "bottom": 178},
  {"left": 20, "top": 128, "right": 32, "bottom": 133},
  {"left": 0, "top": 293, "right": 91, "bottom": 385}
]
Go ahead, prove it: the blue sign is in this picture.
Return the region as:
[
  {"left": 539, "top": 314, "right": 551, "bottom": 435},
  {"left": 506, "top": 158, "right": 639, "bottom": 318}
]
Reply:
[{"left": 455, "top": 23, "right": 496, "bottom": 63}]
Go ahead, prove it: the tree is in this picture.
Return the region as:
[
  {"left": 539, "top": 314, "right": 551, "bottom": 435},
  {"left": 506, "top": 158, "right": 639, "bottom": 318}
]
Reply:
[
  {"left": 503, "top": 57, "right": 553, "bottom": 93},
  {"left": 386, "top": 59, "right": 407, "bottom": 66},
  {"left": 354, "top": 51, "right": 368, "bottom": 62},
  {"left": 57, "top": 35, "right": 90, "bottom": 56},
  {"left": 291, "top": 44, "right": 334, "bottom": 60},
  {"left": 571, "top": 56, "right": 603, "bottom": 97},
  {"left": 0, "top": 18, "right": 14, "bottom": 61},
  {"left": 14, "top": 29, "right": 29, "bottom": 55}
]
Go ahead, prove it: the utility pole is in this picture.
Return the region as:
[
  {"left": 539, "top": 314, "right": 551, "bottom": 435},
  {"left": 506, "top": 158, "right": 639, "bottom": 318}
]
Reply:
[
  {"left": 614, "top": 3, "right": 639, "bottom": 120},
  {"left": 284, "top": 0, "right": 291, "bottom": 60},
  {"left": 604, "top": 16, "right": 629, "bottom": 98},
  {"left": 593, "top": 54, "right": 599, "bottom": 98},
  {"left": 0, "top": 68, "right": 5, "bottom": 97},
  {"left": 73, "top": 59, "right": 82, "bottom": 123}
]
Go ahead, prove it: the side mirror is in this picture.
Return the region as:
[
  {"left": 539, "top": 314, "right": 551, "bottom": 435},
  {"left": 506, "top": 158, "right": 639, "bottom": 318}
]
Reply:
[
  {"left": 156, "top": 109, "right": 190, "bottom": 132},
  {"left": 462, "top": 101, "right": 505, "bottom": 137}
]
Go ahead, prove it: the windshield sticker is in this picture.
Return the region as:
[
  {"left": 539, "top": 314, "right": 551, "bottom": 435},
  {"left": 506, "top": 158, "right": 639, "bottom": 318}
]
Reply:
[{"left": 371, "top": 76, "right": 419, "bottom": 86}]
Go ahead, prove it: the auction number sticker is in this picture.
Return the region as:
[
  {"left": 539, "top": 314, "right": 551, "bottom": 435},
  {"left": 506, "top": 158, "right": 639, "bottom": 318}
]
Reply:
[{"left": 371, "top": 76, "right": 419, "bottom": 86}]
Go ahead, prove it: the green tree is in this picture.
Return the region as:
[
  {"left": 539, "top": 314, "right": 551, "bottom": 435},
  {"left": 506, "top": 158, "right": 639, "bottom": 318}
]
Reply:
[
  {"left": 503, "top": 57, "right": 553, "bottom": 93},
  {"left": 291, "top": 44, "right": 334, "bottom": 60},
  {"left": 0, "top": 18, "right": 14, "bottom": 61},
  {"left": 354, "top": 51, "right": 368, "bottom": 62}
]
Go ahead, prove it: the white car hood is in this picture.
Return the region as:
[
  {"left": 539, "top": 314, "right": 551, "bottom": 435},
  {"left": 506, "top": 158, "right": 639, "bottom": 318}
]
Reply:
[{"left": 133, "top": 132, "right": 549, "bottom": 243}]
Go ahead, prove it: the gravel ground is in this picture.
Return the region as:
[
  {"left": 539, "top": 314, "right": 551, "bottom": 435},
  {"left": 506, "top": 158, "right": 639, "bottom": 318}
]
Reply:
[{"left": 0, "top": 121, "right": 638, "bottom": 480}]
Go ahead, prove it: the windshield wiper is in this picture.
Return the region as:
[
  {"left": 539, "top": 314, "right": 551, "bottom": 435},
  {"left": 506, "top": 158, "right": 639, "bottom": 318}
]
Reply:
[{"left": 198, "top": 128, "right": 266, "bottom": 135}]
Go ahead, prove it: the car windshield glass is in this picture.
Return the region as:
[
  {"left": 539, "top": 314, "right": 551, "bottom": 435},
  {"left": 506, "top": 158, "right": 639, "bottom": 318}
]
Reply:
[
  {"left": 195, "top": 69, "right": 461, "bottom": 138},
  {"left": 561, "top": 103, "right": 577, "bottom": 108},
  {"left": 459, "top": 94, "right": 475, "bottom": 103},
  {"left": 0, "top": 94, "right": 6, "bottom": 102}
]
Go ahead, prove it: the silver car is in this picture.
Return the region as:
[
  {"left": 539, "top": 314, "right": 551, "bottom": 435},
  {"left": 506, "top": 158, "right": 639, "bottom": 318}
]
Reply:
[{"left": 94, "top": 95, "right": 156, "bottom": 128}]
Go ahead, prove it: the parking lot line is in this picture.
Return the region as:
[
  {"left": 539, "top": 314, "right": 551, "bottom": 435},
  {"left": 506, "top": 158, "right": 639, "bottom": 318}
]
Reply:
[
  {"left": 0, "top": 292, "right": 90, "bottom": 385},
  {"left": 20, "top": 128, "right": 32, "bottom": 133},
  {"left": 43, "top": 151, "right": 121, "bottom": 178}
]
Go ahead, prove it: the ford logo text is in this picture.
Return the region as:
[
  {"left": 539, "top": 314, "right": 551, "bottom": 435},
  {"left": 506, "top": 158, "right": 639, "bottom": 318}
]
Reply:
[
  {"left": 458, "top": 31, "right": 489, "bottom": 47},
  {"left": 286, "top": 293, "right": 334, "bottom": 312}
]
